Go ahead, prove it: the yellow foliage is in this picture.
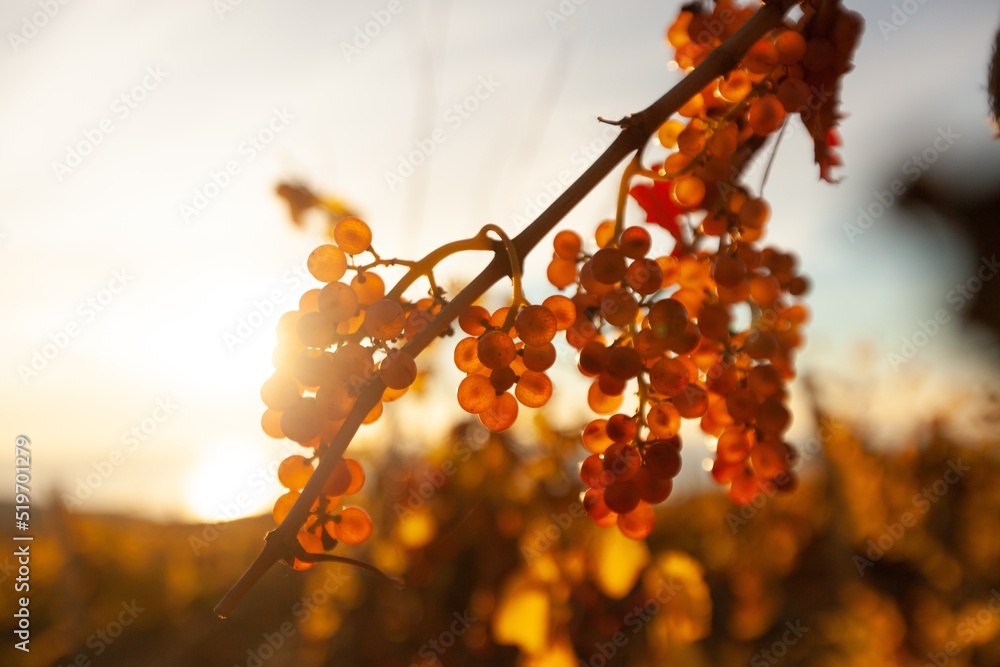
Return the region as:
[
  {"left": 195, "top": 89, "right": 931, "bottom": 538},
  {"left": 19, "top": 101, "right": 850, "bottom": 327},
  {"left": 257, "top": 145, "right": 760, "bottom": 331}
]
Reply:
[{"left": 591, "top": 527, "right": 651, "bottom": 599}]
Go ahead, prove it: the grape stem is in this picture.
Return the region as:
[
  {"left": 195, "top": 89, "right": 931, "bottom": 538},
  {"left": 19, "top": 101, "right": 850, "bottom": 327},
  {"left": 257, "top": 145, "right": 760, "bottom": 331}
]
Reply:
[
  {"left": 214, "top": 0, "right": 803, "bottom": 619},
  {"left": 480, "top": 224, "right": 526, "bottom": 332}
]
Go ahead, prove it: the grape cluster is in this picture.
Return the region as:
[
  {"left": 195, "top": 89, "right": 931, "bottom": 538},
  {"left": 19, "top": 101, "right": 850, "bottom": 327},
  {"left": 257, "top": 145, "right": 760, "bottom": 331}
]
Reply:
[
  {"left": 454, "top": 298, "right": 572, "bottom": 431},
  {"left": 260, "top": 216, "right": 439, "bottom": 564},
  {"left": 524, "top": 1, "right": 852, "bottom": 539}
]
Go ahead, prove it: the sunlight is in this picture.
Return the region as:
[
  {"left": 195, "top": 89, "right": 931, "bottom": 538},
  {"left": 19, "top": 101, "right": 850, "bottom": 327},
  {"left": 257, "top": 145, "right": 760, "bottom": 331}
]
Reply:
[{"left": 183, "top": 437, "right": 280, "bottom": 523}]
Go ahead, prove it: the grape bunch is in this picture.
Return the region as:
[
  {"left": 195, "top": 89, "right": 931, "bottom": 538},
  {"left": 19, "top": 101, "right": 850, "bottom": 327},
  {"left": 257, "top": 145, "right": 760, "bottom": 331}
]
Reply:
[
  {"left": 522, "top": 0, "right": 858, "bottom": 540},
  {"left": 260, "top": 216, "right": 442, "bottom": 566}
]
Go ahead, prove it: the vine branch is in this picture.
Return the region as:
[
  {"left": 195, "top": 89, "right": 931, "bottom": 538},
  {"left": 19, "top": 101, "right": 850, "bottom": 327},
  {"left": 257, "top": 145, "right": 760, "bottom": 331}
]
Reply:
[{"left": 214, "top": 0, "right": 801, "bottom": 619}]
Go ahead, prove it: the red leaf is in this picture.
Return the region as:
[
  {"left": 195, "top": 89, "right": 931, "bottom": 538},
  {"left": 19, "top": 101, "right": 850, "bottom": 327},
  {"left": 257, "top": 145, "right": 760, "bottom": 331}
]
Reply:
[{"left": 629, "top": 180, "right": 683, "bottom": 245}]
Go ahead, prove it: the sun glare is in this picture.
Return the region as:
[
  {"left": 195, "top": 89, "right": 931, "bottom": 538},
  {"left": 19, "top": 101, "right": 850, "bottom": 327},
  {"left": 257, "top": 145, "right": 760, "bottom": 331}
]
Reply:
[{"left": 183, "top": 438, "right": 279, "bottom": 523}]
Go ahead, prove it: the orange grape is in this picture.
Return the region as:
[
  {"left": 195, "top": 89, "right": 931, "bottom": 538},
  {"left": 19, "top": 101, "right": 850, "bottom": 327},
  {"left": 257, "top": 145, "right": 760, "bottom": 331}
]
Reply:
[
  {"left": 459, "top": 305, "right": 491, "bottom": 336},
  {"left": 514, "top": 371, "right": 552, "bottom": 408},
  {"left": 594, "top": 219, "right": 616, "bottom": 247},
  {"left": 590, "top": 248, "right": 627, "bottom": 285},
  {"left": 457, "top": 374, "right": 496, "bottom": 414},
  {"left": 603, "top": 480, "right": 641, "bottom": 514},
  {"left": 553, "top": 230, "right": 582, "bottom": 260},
  {"left": 674, "top": 384, "right": 708, "bottom": 418},
  {"left": 657, "top": 119, "right": 686, "bottom": 148},
  {"left": 522, "top": 343, "right": 556, "bottom": 372},
  {"left": 581, "top": 454, "right": 612, "bottom": 489},
  {"left": 514, "top": 305, "right": 557, "bottom": 346},
  {"left": 296, "top": 311, "right": 337, "bottom": 348},
  {"left": 299, "top": 288, "right": 321, "bottom": 312},
  {"left": 602, "top": 442, "right": 642, "bottom": 481},
  {"left": 748, "top": 94, "right": 787, "bottom": 135},
  {"left": 280, "top": 397, "right": 322, "bottom": 443},
  {"left": 315, "top": 380, "right": 355, "bottom": 420},
  {"left": 261, "top": 371, "right": 301, "bottom": 410},
  {"left": 261, "top": 409, "right": 285, "bottom": 439},
  {"left": 643, "top": 438, "right": 682, "bottom": 479},
  {"left": 744, "top": 39, "right": 778, "bottom": 74},
  {"left": 477, "top": 330, "right": 516, "bottom": 370},
  {"left": 676, "top": 123, "right": 706, "bottom": 156},
  {"left": 626, "top": 258, "right": 664, "bottom": 295},
  {"left": 364, "top": 299, "right": 405, "bottom": 340},
  {"left": 777, "top": 77, "right": 811, "bottom": 113},
  {"left": 322, "top": 458, "right": 353, "bottom": 496},
  {"left": 605, "top": 345, "right": 643, "bottom": 380},
  {"left": 635, "top": 468, "right": 673, "bottom": 504},
  {"left": 541, "top": 294, "right": 576, "bottom": 330},
  {"left": 479, "top": 391, "right": 518, "bottom": 431},
  {"left": 547, "top": 258, "right": 578, "bottom": 289},
  {"left": 318, "top": 282, "right": 359, "bottom": 323},
  {"left": 606, "top": 413, "right": 638, "bottom": 443},
  {"left": 582, "top": 419, "right": 613, "bottom": 455},
  {"left": 379, "top": 351, "right": 417, "bottom": 389},
  {"left": 587, "top": 380, "right": 623, "bottom": 414},
  {"left": 718, "top": 70, "right": 752, "bottom": 102},
  {"left": 649, "top": 358, "right": 689, "bottom": 397},
  {"left": 344, "top": 459, "right": 366, "bottom": 495},
  {"left": 739, "top": 197, "right": 771, "bottom": 229},
  {"left": 775, "top": 30, "right": 806, "bottom": 64},
  {"left": 648, "top": 298, "right": 688, "bottom": 339},
  {"left": 333, "top": 217, "right": 372, "bottom": 255},
  {"left": 454, "top": 337, "right": 485, "bottom": 373},
  {"left": 307, "top": 245, "right": 347, "bottom": 282},
  {"left": 671, "top": 175, "right": 706, "bottom": 208},
  {"left": 647, "top": 401, "right": 682, "bottom": 438},
  {"left": 335, "top": 507, "right": 373, "bottom": 545},
  {"left": 618, "top": 226, "right": 652, "bottom": 259},
  {"left": 272, "top": 491, "right": 299, "bottom": 524},
  {"left": 351, "top": 272, "right": 385, "bottom": 306},
  {"left": 278, "top": 455, "right": 314, "bottom": 491},
  {"left": 617, "top": 502, "right": 655, "bottom": 540}
]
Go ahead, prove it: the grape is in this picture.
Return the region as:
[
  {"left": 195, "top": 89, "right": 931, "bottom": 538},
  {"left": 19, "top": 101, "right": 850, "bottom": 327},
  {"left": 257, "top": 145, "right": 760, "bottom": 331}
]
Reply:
[
  {"left": 477, "top": 331, "right": 516, "bottom": 370},
  {"left": 459, "top": 305, "right": 491, "bottom": 336},
  {"left": 330, "top": 343, "right": 375, "bottom": 384},
  {"left": 579, "top": 342, "right": 608, "bottom": 376},
  {"left": 748, "top": 94, "right": 786, "bottom": 136},
  {"left": 454, "top": 337, "right": 485, "bottom": 373},
  {"left": 606, "top": 413, "right": 638, "bottom": 444},
  {"left": 299, "top": 289, "right": 321, "bottom": 312},
  {"left": 379, "top": 351, "right": 417, "bottom": 390},
  {"left": 657, "top": 119, "right": 686, "bottom": 148},
  {"left": 514, "top": 371, "right": 553, "bottom": 408},
  {"left": 333, "top": 217, "right": 372, "bottom": 255},
  {"left": 315, "top": 380, "right": 356, "bottom": 420},
  {"left": 553, "top": 230, "right": 582, "bottom": 260},
  {"left": 479, "top": 391, "right": 518, "bottom": 431},
  {"left": 335, "top": 507, "right": 373, "bottom": 545},
  {"left": 603, "top": 480, "right": 641, "bottom": 514},
  {"left": 744, "top": 39, "right": 778, "bottom": 74},
  {"left": 644, "top": 438, "right": 682, "bottom": 479},
  {"left": 351, "top": 272, "right": 385, "bottom": 306},
  {"left": 261, "top": 371, "right": 301, "bottom": 410},
  {"left": 344, "top": 459, "right": 366, "bottom": 495},
  {"left": 280, "top": 397, "right": 322, "bottom": 443},
  {"left": 634, "top": 468, "right": 673, "bottom": 504},
  {"left": 617, "top": 502, "right": 655, "bottom": 540},
  {"left": 457, "top": 374, "right": 495, "bottom": 414},
  {"left": 514, "top": 305, "right": 557, "bottom": 346},
  {"left": 605, "top": 346, "right": 643, "bottom": 380},
  {"left": 756, "top": 396, "right": 791, "bottom": 435},
  {"left": 541, "top": 295, "right": 576, "bottom": 330},
  {"left": 547, "top": 258, "right": 578, "bottom": 289},
  {"left": 648, "top": 298, "right": 688, "bottom": 339},
  {"left": 590, "top": 247, "right": 627, "bottom": 285},
  {"left": 581, "top": 419, "right": 613, "bottom": 455},
  {"left": 647, "top": 401, "right": 681, "bottom": 439},
  {"left": 618, "top": 226, "right": 652, "bottom": 259},
  {"left": 272, "top": 491, "right": 299, "bottom": 525},
  {"left": 322, "top": 458, "right": 353, "bottom": 496},
  {"left": 587, "top": 380, "right": 623, "bottom": 415},
  {"left": 671, "top": 176, "right": 706, "bottom": 208},
  {"left": 296, "top": 311, "right": 337, "bottom": 348},
  {"left": 726, "top": 388, "right": 759, "bottom": 423},
  {"left": 522, "top": 343, "right": 556, "bottom": 372},
  {"left": 583, "top": 487, "right": 612, "bottom": 520},
  {"left": 307, "top": 245, "right": 347, "bottom": 282},
  {"left": 774, "top": 30, "right": 806, "bottom": 64},
  {"left": 364, "top": 299, "right": 405, "bottom": 340},
  {"left": 717, "top": 425, "right": 754, "bottom": 463},
  {"left": 625, "top": 258, "right": 664, "bottom": 295},
  {"left": 673, "top": 384, "right": 708, "bottom": 419},
  {"left": 490, "top": 366, "right": 517, "bottom": 393},
  {"left": 602, "top": 443, "right": 641, "bottom": 481},
  {"left": 580, "top": 454, "right": 611, "bottom": 489},
  {"left": 718, "top": 70, "right": 752, "bottom": 103},
  {"left": 278, "top": 455, "right": 314, "bottom": 491},
  {"left": 318, "top": 282, "right": 360, "bottom": 323},
  {"left": 600, "top": 289, "right": 638, "bottom": 327},
  {"left": 261, "top": 409, "right": 284, "bottom": 439}
]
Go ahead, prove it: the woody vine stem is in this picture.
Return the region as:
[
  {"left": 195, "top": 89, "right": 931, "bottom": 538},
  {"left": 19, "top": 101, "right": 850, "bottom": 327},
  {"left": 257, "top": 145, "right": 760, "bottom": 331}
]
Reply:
[{"left": 215, "top": 0, "right": 802, "bottom": 619}]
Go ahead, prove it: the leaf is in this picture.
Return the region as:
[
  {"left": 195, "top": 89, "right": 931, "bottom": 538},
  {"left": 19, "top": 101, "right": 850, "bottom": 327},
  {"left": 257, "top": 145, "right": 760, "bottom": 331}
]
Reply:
[
  {"left": 799, "top": 3, "right": 864, "bottom": 182},
  {"left": 630, "top": 180, "right": 684, "bottom": 249},
  {"left": 492, "top": 575, "right": 550, "bottom": 654},
  {"left": 591, "top": 527, "right": 650, "bottom": 599}
]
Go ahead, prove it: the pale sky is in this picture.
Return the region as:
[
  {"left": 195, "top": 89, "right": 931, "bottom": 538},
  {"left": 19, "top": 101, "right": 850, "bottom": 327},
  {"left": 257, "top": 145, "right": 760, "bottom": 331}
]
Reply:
[{"left": 2, "top": 0, "right": 998, "bottom": 522}]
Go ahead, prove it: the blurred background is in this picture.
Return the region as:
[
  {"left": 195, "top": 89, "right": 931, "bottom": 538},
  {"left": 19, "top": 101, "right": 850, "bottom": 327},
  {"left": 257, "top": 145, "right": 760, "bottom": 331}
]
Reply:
[{"left": 1, "top": 0, "right": 998, "bottom": 665}]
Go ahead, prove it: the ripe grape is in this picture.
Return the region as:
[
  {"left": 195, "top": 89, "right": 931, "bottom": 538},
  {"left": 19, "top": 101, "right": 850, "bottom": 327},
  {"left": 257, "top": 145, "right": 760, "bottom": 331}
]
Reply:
[
  {"left": 278, "top": 455, "right": 314, "bottom": 491},
  {"left": 590, "top": 247, "right": 627, "bottom": 285},
  {"left": 307, "top": 245, "right": 347, "bottom": 282},
  {"left": 617, "top": 502, "right": 655, "bottom": 540},
  {"left": 333, "top": 217, "right": 373, "bottom": 255},
  {"left": 514, "top": 305, "right": 557, "bottom": 346},
  {"left": 479, "top": 391, "right": 518, "bottom": 431},
  {"left": 335, "top": 507, "right": 373, "bottom": 545},
  {"left": 379, "top": 351, "right": 418, "bottom": 390},
  {"left": 647, "top": 401, "right": 682, "bottom": 438},
  {"left": 457, "top": 374, "right": 496, "bottom": 414},
  {"left": 280, "top": 397, "right": 322, "bottom": 443},
  {"left": 318, "top": 282, "right": 359, "bottom": 323},
  {"left": 553, "top": 230, "right": 582, "bottom": 259},
  {"left": 477, "top": 330, "right": 516, "bottom": 370},
  {"left": 364, "top": 299, "right": 405, "bottom": 340},
  {"left": 514, "top": 371, "right": 553, "bottom": 408}
]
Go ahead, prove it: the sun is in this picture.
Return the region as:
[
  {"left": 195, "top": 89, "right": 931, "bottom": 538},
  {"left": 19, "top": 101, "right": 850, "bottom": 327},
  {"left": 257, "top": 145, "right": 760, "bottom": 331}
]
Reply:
[{"left": 183, "top": 438, "right": 279, "bottom": 523}]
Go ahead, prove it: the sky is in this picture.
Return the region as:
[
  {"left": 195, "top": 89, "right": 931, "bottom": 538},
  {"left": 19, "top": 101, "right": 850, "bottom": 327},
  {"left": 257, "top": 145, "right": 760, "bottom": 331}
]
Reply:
[{"left": 1, "top": 0, "right": 999, "bottom": 523}]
